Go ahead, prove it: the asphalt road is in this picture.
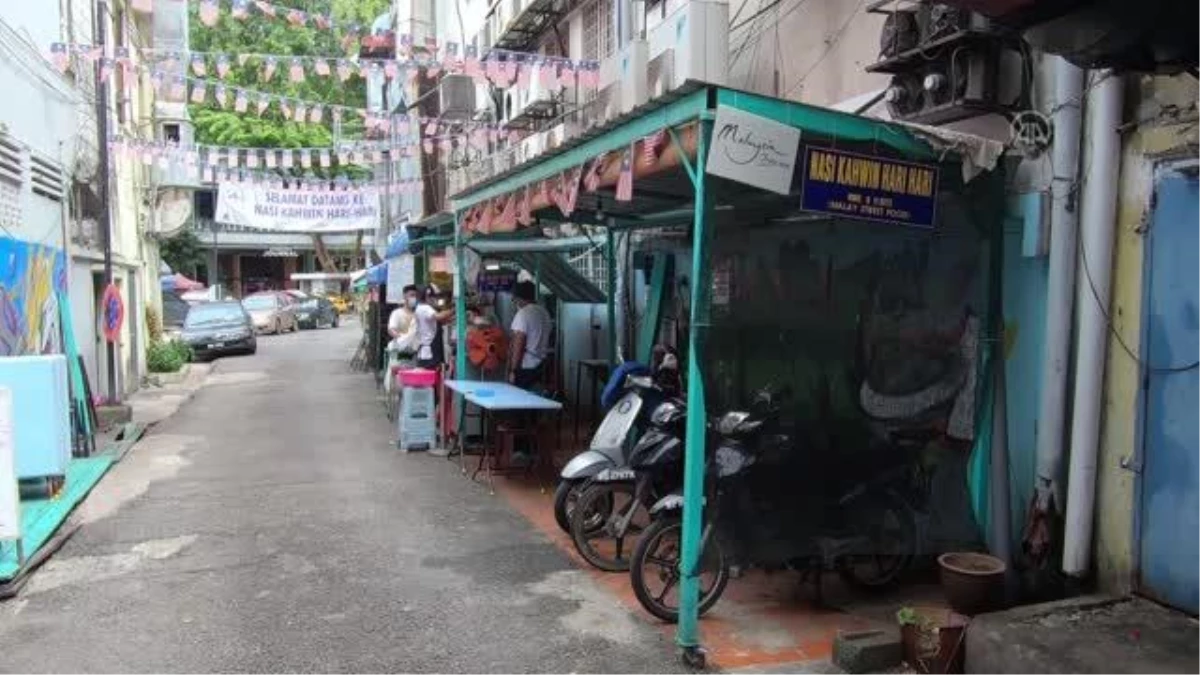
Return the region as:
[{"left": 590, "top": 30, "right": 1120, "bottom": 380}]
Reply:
[{"left": 0, "top": 320, "right": 682, "bottom": 673}]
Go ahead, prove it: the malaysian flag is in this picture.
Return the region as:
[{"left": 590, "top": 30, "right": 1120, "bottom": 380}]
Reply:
[
  {"left": 49, "top": 43, "right": 70, "bottom": 73},
  {"left": 336, "top": 60, "right": 353, "bottom": 82},
  {"left": 216, "top": 54, "right": 231, "bottom": 78},
  {"left": 255, "top": 1, "right": 276, "bottom": 18},
  {"left": 398, "top": 33, "right": 413, "bottom": 58},
  {"left": 265, "top": 151, "right": 277, "bottom": 168},
  {"left": 314, "top": 13, "right": 331, "bottom": 30},
  {"left": 279, "top": 100, "right": 292, "bottom": 120},
  {"left": 313, "top": 59, "right": 330, "bottom": 77},
  {"left": 463, "top": 45, "right": 481, "bottom": 79},
  {"left": 320, "top": 150, "right": 331, "bottom": 168},
  {"left": 537, "top": 179, "right": 550, "bottom": 206},
  {"left": 231, "top": 0, "right": 249, "bottom": 19},
  {"left": 214, "top": 84, "right": 228, "bottom": 107},
  {"left": 477, "top": 200, "right": 493, "bottom": 234},
  {"left": 584, "top": 153, "right": 606, "bottom": 192},
  {"left": 517, "top": 186, "right": 533, "bottom": 226},
  {"left": 497, "top": 194, "right": 517, "bottom": 230},
  {"left": 289, "top": 57, "right": 305, "bottom": 82},
  {"left": 293, "top": 103, "right": 306, "bottom": 122},
  {"left": 564, "top": 167, "right": 582, "bottom": 214},
  {"left": 99, "top": 58, "right": 114, "bottom": 83},
  {"left": 256, "top": 92, "right": 271, "bottom": 115},
  {"left": 190, "top": 54, "right": 206, "bottom": 76},
  {"left": 642, "top": 129, "right": 667, "bottom": 165},
  {"left": 286, "top": 9, "right": 306, "bottom": 27},
  {"left": 516, "top": 61, "right": 532, "bottom": 89},
  {"left": 247, "top": 151, "right": 260, "bottom": 168},
  {"left": 263, "top": 56, "right": 278, "bottom": 81},
  {"left": 560, "top": 64, "right": 577, "bottom": 87},
  {"left": 309, "top": 106, "right": 323, "bottom": 124},
  {"left": 199, "top": 0, "right": 220, "bottom": 26},
  {"left": 234, "top": 88, "right": 248, "bottom": 112},
  {"left": 503, "top": 58, "right": 517, "bottom": 84},
  {"left": 615, "top": 145, "right": 634, "bottom": 202}
]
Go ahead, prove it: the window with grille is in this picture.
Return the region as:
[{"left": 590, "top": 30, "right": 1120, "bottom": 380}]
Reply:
[
  {"left": 581, "top": 0, "right": 615, "bottom": 62},
  {"left": 564, "top": 244, "right": 608, "bottom": 294},
  {"left": 0, "top": 135, "right": 23, "bottom": 232}
]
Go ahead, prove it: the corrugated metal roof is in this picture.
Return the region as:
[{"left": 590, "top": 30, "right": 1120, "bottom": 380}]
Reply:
[{"left": 467, "top": 236, "right": 606, "bottom": 304}]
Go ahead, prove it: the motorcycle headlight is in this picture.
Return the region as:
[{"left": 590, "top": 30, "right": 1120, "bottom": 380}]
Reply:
[{"left": 651, "top": 400, "right": 686, "bottom": 426}]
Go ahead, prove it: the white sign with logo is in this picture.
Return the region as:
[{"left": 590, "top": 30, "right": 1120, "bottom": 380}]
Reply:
[
  {"left": 215, "top": 182, "right": 380, "bottom": 232},
  {"left": 0, "top": 388, "right": 19, "bottom": 542},
  {"left": 386, "top": 255, "right": 415, "bottom": 304},
  {"left": 706, "top": 105, "right": 801, "bottom": 195}
]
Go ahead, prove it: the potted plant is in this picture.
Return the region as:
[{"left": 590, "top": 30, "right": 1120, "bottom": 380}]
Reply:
[{"left": 897, "top": 606, "right": 968, "bottom": 674}]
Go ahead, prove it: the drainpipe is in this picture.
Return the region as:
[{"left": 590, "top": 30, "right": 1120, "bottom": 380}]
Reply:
[
  {"left": 1032, "top": 58, "right": 1085, "bottom": 516},
  {"left": 1062, "top": 71, "right": 1124, "bottom": 577}
]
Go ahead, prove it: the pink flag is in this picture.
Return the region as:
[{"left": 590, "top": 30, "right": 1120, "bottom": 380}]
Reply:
[
  {"left": 337, "top": 148, "right": 348, "bottom": 165},
  {"left": 228, "top": 151, "right": 240, "bottom": 168},
  {"left": 300, "top": 151, "right": 312, "bottom": 168},
  {"left": 231, "top": 0, "right": 249, "bottom": 19},
  {"left": 503, "top": 59, "right": 517, "bottom": 84},
  {"left": 463, "top": 45, "right": 481, "bottom": 79},
  {"left": 424, "top": 119, "right": 437, "bottom": 135},
  {"left": 313, "top": 59, "right": 330, "bottom": 77},
  {"left": 615, "top": 146, "right": 633, "bottom": 201},
  {"left": 359, "top": 61, "right": 370, "bottom": 79},
  {"left": 293, "top": 103, "right": 306, "bottom": 122},
  {"left": 516, "top": 62, "right": 532, "bottom": 89},
  {"left": 282, "top": 151, "right": 294, "bottom": 168},
  {"left": 234, "top": 89, "right": 249, "bottom": 112},
  {"left": 314, "top": 13, "right": 331, "bottom": 30},
  {"left": 564, "top": 166, "right": 582, "bottom": 214},
  {"left": 641, "top": 129, "right": 667, "bottom": 165},
  {"left": 584, "top": 153, "right": 606, "bottom": 192},
  {"left": 288, "top": 58, "right": 305, "bottom": 83},
  {"left": 477, "top": 200, "right": 493, "bottom": 234},
  {"left": 384, "top": 61, "right": 398, "bottom": 80},
  {"left": 319, "top": 150, "right": 331, "bottom": 168},
  {"left": 256, "top": 93, "right": 271, "bottom": 115},
  {"left": 202, "top": 166, "right": 214, "bottom": 183},
  {"left": 216, "top": 55, "right": 231, "bottom": 78},
  {"left": 191, "top": 54, "right": 206, "bottom": 76},
  {"left": 255, "top": 1, "right": 276, "bottom": 18},
  {"left": 280, "top": 100, "right": 292, "bottom": 119},
  {"left": 517, "top": 186, "right": 533, "bottom": 226},
  {"left": 561, "top": 64, "right": 577, "bottom": 87},
  {"left": 49, "top": 43, "right": 70, "bottom": 73},
  {"left": 199, "top": 0, "right": 219, "bottom": 26},
  {"left": 423, "top": 139, "right": 434, "bottom": 155},
  {"left": 265, "top": 151, "right": 277, "bottom": 168},
  {"left": 214, "top": 84, "right": 228, "bottom": 107},
  {"left": 170, "top": 76, "right": 186, "bottom": 100},
  {"left": 286, "top": 9, "right": 306, "bottom": 26},
  {"left": 99, "top": 58, "right": 114, "bottom": 83},
  {"left": 309, "top": 106, "right": 323, "bottom": 124},
  {"left": 336, "top": 60, "right": 353, "bottom": 82},
  {"left": 247, "top": 151, "right": 260, "bottom": 168},
  {"left": 263, "top": 56, "right": 278, "bottom": 81}
]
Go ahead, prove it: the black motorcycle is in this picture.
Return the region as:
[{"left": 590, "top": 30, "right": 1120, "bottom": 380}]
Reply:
[
  {"left": 629, "top": 388, "right": 917, "bottom": 623},
  {"left": 569, "top": 396, "right": 687, "bottom": 572}
]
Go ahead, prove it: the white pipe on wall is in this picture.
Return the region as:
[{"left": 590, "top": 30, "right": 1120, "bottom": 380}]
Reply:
[
  {"left": 1033, "top": 58, "right": 1086, "bottom": 513},
  {"left": 1062, "top": 71, "right": 1124, "bottom": 577}
]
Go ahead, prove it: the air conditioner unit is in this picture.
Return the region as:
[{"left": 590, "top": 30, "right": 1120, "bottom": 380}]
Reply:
[
  {"left": 647, "top": 0, "right": 728, "bottom": 89},
  {"left": 648, "top": 49, "right": 674, "bottom": 99},
  {"left": 885, "top": 47, "right": 1000, "bottom": 124},
  {"left": 501, "top": 78, "right": 556, "bottom": 128},
  {"left": 440, "top": 75, "right": 477, "bottom": 120}
]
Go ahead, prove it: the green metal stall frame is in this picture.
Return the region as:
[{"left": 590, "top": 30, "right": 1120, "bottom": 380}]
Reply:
[{"left": 448, "top": 81, "right": 1003, "bottom": 665}]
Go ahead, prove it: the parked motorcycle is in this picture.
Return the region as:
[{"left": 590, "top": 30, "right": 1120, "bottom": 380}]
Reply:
[
  {"left": 553, "top": 346, "right": 682, "bottom": 532},
  {"left": 629, "top": 387, "right": 917, "bottom": 623},
  {"left": 569, "top": 396, "right": 687, "bottom": 571}
]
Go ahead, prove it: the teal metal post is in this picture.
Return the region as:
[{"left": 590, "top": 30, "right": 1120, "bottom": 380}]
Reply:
[
  {"left": 454, "top": 212, "right": 467, "bottom": 379},
  {"left": 677, "top": 117, "right": 713, "bottom": 652},
  {"left": 605, "top": 228, "right": 618, "bottom": 364}
]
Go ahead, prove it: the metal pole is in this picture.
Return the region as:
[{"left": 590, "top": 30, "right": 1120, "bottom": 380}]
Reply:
[
  {"left": 605, "top": 226, "right": 617, "bottom": 364},
  {"left": 93, "top": 0, "right": 117, "bottom": 402},
  {"left": 453, "top": 212, "right": 467, "bottom": 466},
  {"left": 677, "top": 117, "right": 712, "bottom": 653}
]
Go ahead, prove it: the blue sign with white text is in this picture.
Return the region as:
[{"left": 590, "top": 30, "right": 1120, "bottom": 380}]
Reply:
[{"left": 799, "top": 146, "right": 939, "bottom": 229}]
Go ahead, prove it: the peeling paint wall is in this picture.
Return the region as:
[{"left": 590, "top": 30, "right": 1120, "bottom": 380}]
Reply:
[{"left": 1094, "top": 73, "right": 1198, "bottom": 595}]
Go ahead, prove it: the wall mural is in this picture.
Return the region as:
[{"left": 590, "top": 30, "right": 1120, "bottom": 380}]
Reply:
[{"left": 0, "top": 236, "right": 68, "bottom": 357}]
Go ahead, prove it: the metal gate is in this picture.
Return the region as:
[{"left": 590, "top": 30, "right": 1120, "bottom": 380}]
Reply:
[{"left": 1137, "top": 168, "right": 1199, "bottom": 614}]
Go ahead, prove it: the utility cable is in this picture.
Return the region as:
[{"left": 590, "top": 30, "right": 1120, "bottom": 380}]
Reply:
[{"left": 784, "top": 0, "right": 866, "bottom": 98}]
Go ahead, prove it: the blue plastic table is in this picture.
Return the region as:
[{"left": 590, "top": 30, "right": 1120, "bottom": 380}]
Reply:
[{"left": 444, "top": 380, "right": 562, "bottom": 492}]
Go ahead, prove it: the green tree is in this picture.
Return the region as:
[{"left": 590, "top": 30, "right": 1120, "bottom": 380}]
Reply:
[{"left": 160, "top": 229, "right": 206, "bottom": 277}]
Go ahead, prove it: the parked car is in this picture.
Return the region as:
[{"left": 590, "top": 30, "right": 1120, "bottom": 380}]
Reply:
[
  {"left": 296, "top": 296, "right": 340, "bottom": 329},
  {"left": 242, "top": 292, "right": 298, "bottom": 334},
  {"left": 285, "top": 289, "right": 309, "bottom": 302},
  {"left": 161, "top": 291, "right": 191, "bottom": 339},
  {"left": 180, "top": 301, "right": 257, "bottom": 360},
  {"left": 323, "top": 293, "right": 351, "bottom": 314}
]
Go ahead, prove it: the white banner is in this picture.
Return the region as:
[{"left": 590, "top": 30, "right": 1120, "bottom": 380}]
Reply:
[
  {"left": 0, "top": 388, "right": 19, "bottom": 542},
  {"left": 706, "top": 105, "right": 801, "bottom": 195},
  {"left": 215, "top": 182, "right": 380, "bottom": 232},
  {"left": 386, "top": 255, "right": 415, "bottom": 304}
]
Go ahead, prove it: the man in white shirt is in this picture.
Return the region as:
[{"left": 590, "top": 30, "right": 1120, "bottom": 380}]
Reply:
[
  {"left": 405, "top": 284, "right": 453, "bottom": 370},
  {"left": 508, "top": 281, "right": 553, "bottom": 390}
]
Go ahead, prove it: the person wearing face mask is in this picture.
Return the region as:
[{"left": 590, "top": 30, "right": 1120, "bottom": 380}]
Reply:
[
  {"left": 508, "top": 280, "right": 553, "bottom": 390},
  {"left": 406, "top": 284, "right": 454, "bottom": 370}
]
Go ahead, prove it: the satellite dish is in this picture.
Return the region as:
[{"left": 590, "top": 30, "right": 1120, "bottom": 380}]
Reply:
[{"left": 156, "top": 187, "right": 193, "bottom": 236}]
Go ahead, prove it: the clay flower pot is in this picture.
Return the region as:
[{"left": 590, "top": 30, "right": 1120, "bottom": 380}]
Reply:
[{"left": 938, "top": 551, "right": 1006, "bottom": 616}]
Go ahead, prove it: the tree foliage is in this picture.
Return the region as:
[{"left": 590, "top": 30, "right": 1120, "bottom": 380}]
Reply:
[
  {"left": 187, "top": 0, "right": 391, "bottom": 162},
  {"left": 159, "top": 228, "right": 206, "bottom": 276}
]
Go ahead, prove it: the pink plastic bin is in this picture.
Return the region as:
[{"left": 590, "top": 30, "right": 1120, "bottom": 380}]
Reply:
[{"left": 399, "top": 368, "right": 438, "bottom": 387}]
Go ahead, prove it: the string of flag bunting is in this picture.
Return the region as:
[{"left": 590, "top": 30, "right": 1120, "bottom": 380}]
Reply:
[
  {"left": 460, "top": 129, "right": 673, "bottom": 235},
  {"left": 50, "top": 42, "right": 601, "bottom": 90}
]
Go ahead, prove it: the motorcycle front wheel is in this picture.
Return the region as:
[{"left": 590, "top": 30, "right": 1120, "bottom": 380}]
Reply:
[
  {"left": 630, "top": 516, "right": 729, "bottom": 623},
  {"left": 836, "top": 491, "right": 917, "bottom": 590},
  {"left": 570, "top": 481, "right": 649, "bottom": 572}
]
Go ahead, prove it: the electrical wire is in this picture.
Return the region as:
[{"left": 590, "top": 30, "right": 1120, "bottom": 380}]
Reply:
[{"left": 784, "top": 0, "right": 866, "bottom": 98}]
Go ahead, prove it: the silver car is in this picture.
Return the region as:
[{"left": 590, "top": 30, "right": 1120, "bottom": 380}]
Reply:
[{"left": 241, "top": 292, "right": 298, "bottom": 334}]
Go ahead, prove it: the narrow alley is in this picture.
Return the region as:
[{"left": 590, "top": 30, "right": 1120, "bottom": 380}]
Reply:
[{"left": 0, "top": 323, "right": 682, "bottom": 673}]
